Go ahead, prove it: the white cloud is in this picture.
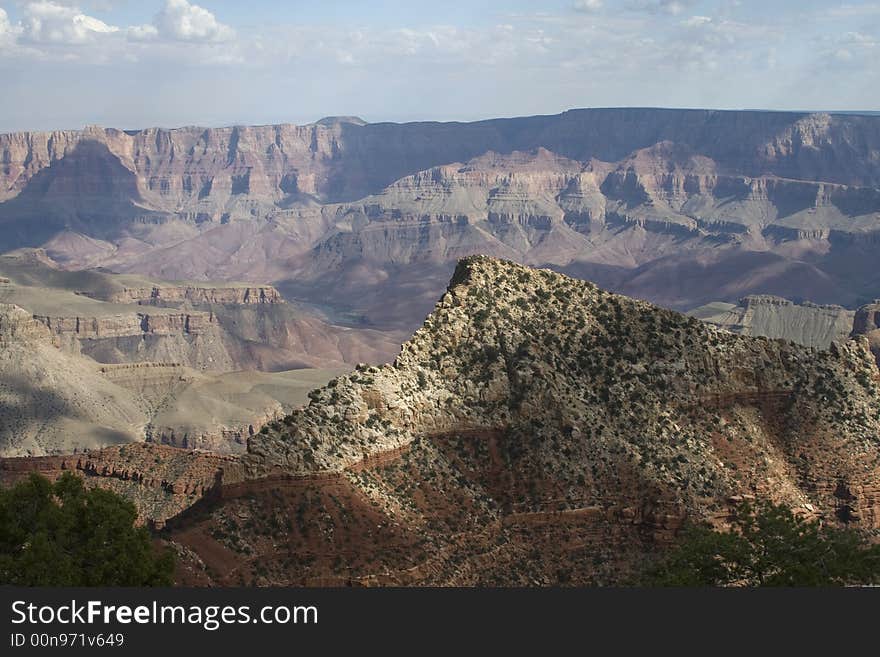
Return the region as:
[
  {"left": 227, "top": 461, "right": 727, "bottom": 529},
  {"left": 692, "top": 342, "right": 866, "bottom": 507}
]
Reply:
[
  {"left": 841, "top": 31, "right": 878, "bottom": 47},
  {"left": 574, "top": 0, "right": 603, "bottom": 11},
  {"left": 149, "top": 0, "right": 235, "bottom": 43},
  {"left": 817, "top": 29, "right": 878, "bottom": 69},
  {"left": 19, "top": 1, "right": 118, "bottom": 45},
  {"left": 0, "top": 9, "right": 22, "bottom": 50},
  {"left": 126, "top": 24, "right": 158, "bottom": 41},
  {"left": 23, "top": 0, "right": 125, "bottom": 8}
]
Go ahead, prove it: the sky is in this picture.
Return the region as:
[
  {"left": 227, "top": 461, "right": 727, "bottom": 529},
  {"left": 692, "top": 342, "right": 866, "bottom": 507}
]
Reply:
[{"left": 0, "top": 0, "right": 878, "bottom": 132}]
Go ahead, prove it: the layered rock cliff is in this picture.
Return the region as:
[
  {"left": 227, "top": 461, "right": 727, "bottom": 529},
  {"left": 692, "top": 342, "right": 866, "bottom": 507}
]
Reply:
[
  {"left": 3, "top": 110, "right": 878, "bottom": 210},
  {"left": 2, "top": 109, "right": 879, "bottom": 332},
  {"left": 88, "top": 285, "right": 283, "bottom": 306},
  {"left": 0, "top": 303, "right": 148, "bottom": 455},
  {"left": 688, "top": 295, "right": 855, "bottom": 349},
  {"left": 0, "top": 249, "right": 400, "bottom": 371},
  {"left": 0, "top": 298, "right": 343, "bottom": 457},
  {"left": 0, "top": 443, "right": 241, "bottom": 524}
]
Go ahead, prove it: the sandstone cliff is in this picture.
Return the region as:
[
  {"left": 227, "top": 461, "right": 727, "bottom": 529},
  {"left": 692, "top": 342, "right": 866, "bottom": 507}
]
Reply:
[
  {"left": 89, "top": 285, "right": 283, "bottom": 306},
  {"left": 0, "top": 443, "right": 241, "bottom": 524}
]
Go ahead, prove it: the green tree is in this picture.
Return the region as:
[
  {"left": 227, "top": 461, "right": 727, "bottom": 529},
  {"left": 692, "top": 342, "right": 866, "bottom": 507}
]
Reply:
[
  {"left": 642, "top": 502, "right": 880, "bottom": 586},
  {"left": 0, "top": 472, "right": 174, "bottom": 586}
]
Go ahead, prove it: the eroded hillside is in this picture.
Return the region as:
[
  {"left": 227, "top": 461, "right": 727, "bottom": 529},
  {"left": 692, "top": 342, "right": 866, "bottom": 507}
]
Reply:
[
  {"left": 0, "top": 301, "right": 344, "bottom": 456},
  {"left": 0, "top": 249, "right": 399, "bottom": 371},
  {"left": 5, "top": 257, "right": 880, "bottom": 583}
]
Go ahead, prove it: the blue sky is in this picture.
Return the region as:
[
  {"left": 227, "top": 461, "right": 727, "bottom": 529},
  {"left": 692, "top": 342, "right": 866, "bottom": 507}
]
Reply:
[{"left": 0, "top": 1, "right": 878, "bottom": 131}]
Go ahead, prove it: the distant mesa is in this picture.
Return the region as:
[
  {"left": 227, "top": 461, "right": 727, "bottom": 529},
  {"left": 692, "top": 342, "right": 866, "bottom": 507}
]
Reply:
[
  {"left": 688, "top": 295, "right": 855, "bottom": 350},
  {"left": 315, "top": 116, "right": 368, "bottom": 126}
]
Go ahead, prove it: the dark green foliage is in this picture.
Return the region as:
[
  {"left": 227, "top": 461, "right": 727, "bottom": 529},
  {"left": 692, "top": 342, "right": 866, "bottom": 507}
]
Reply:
[
  {"left": 0, "top": 473, "right": 174, "bottom": 586},
  {"left": 642, "top": 502, "right": 880, "bottom": 586}
]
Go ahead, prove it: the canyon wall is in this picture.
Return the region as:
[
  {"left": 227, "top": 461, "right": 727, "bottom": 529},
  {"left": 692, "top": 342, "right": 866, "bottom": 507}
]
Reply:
[
  {"left": 2, "top": 109, "right": 879, "bottom": 220},
  {"left": 2, "top": 108, "right": 880, "bottom": 340},
  {"left": 32, "top": 309, "right": 235, "bottom": 372}
]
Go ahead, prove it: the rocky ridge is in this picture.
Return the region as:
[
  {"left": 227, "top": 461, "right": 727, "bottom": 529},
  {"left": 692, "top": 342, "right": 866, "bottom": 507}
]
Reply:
[
  {"left": 6, "top": 256, "right": 880, "bottom": 584},
  {"left": 154, "top": 257, "right": 880, "bottom": 585},
  {"left": 247, "top": 257, "right": 880, "bottom": 495}
]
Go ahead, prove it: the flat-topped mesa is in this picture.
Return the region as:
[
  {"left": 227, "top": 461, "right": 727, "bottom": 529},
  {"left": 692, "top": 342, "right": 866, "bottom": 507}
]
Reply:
[
  {"left": 84, "top": 285, "right": 284, "bottom": 306},
  {"left": 688, "top": 295, "right": 855, "bottom": 349},
  {"left": 244, "top": 256, "right": 880, "bottom": 524}
]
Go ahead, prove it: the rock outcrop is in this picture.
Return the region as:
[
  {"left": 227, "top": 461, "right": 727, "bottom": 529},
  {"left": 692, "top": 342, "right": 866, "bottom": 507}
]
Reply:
[
  {"left": 852, "top": 301, "right": 880, "bottom": 367},
  {"left": 0, "top": 303, "right": 52, "bottom": 343},
  {"left": 246, "top": 257, "right": 880, "bottom": 484}
]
